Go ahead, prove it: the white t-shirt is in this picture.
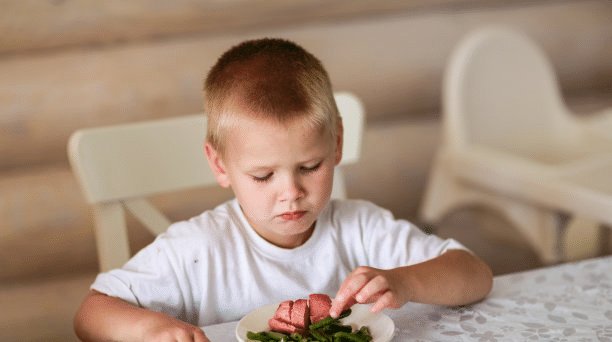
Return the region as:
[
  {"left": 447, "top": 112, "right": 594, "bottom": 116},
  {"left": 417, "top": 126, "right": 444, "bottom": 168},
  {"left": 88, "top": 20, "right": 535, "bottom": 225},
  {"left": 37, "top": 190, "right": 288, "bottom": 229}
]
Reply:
[{"left": 91, "top": 199, "right": 466, "bottom": 326}]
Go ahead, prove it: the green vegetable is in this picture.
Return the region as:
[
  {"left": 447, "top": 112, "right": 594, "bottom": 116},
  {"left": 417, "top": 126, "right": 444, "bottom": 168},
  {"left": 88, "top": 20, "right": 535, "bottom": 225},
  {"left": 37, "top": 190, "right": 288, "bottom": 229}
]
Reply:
[
  {"left": 247, "top": 308, "right": 372, "bottom": 342},
  {"left": 266, "top": 331, "right": 289, "bottom": 340},
  {"left": 309, "top": 316, "right": 338, "bottom": 331},
  {"left": 338, "top": 309, "right": 352, "bottom": 319},
  {"left": 289, "top": 333, "right": 309, "bottom": 342},
  {"left": 247, "top": 331, "right": 270, "bottom": 341},
  {"left": 323, "top": 323, "right": 352, "bottom": 334},
  {"left": 247, "top": 330, "right": 290, "bottom": 341},
  {"left": 332, "top": 331, "right": 371, "bottom": 342},
  {"left": 357, "top": 326, "right": 371, "bottom": 339},
  {"left": 310, "top": 329, "right": 330, "bottom": 342}
]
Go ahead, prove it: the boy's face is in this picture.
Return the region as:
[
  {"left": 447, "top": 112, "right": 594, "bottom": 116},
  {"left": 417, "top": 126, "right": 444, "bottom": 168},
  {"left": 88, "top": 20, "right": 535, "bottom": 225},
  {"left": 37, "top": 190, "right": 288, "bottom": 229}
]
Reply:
[{"left": 205, "top": 114, "right": 342, "bottom": 249}]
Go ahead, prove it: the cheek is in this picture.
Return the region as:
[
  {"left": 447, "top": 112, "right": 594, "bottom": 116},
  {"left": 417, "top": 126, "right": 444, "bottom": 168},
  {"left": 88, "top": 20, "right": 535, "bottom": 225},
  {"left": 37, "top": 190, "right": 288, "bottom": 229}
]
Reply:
[
  {"left": 236, "top": 180, "right": 274, "bottom": 207},
  {"left": 231, "top": 178, "right": 257, "bottom": 202},
  {"left": 312, "top": 167, "right": 335, "bottom": 193}
]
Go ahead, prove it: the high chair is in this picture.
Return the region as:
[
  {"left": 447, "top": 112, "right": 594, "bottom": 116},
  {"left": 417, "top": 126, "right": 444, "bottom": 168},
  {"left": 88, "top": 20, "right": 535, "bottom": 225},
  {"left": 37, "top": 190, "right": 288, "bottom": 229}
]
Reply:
[
  {"left": 68, "top": 92, "right": 365, "bottom": 271},
  {"left": 420, "top": 27, "right": 612, "bottom": 264}
]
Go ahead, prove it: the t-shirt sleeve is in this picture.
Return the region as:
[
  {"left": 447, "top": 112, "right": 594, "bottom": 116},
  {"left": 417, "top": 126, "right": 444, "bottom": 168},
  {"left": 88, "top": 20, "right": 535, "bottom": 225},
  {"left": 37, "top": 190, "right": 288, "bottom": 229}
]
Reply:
[
  {"left": 355, "top": 201, "right": 469, "bottom": 268},
  {"left": 90, "top": 233, "right": 190, "bottom": 320}
]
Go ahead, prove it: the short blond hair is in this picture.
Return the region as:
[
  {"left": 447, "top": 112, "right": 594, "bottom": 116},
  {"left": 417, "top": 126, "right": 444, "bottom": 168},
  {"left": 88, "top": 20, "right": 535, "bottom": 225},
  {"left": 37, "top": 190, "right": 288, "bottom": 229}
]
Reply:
[{"left": 203, "top": 38, "right": 339, "bottom": 155}]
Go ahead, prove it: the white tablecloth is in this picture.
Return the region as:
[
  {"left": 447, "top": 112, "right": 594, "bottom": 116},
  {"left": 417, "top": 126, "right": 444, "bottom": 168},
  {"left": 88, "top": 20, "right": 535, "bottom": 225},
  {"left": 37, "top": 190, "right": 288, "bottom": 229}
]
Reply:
[{"left": 203, "top": 255, "right": 612, "bottom": 341}]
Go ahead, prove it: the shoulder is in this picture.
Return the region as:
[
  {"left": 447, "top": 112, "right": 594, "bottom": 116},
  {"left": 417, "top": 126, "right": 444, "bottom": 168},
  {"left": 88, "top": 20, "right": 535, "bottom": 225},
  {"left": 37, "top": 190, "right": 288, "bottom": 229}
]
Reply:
[
  {"left": 324, "top": 199, "right": 404, "bottom": 238},
  {"left": 162, "top": 199, "right": 240, "bottom": 244},
  {"left": 127, "top": 199, "right": 244, "bottom": 270},
  {"left": 326, "top": 199, "right": 423, "bottom": 238},
  {"left": 327, "top": 199, "right": 395, "bottom": 224}
]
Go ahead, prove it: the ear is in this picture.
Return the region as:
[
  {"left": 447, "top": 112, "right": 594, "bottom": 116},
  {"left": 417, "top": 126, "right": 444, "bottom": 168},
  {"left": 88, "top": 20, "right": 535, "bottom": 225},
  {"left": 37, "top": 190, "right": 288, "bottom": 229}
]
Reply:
[
  {"left": 334, "top": 119, "right": 344, "bottom": 165},
  {"left": 204, "top": 142, "right": 231, "bottom": 188}
]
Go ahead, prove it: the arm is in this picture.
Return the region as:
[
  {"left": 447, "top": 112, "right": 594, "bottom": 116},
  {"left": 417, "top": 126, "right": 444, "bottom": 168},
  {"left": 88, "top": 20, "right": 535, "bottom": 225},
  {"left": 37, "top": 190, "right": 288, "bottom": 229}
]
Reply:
[
  {"left": 330, "top": 249, "right": 493, "bottom": 317},
  {"left": 74, "top": 290, "right": 209, "bottom": 342}
]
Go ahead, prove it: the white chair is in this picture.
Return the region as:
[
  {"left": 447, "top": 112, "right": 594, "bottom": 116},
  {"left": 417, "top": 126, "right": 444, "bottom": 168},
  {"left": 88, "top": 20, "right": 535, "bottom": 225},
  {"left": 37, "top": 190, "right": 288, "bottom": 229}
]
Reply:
[
  {"left": 420, "top": 27, "right": 612, "bottom": 264},
  {"left": 68, "top": 92, "right": 365, "bottom": 271}
]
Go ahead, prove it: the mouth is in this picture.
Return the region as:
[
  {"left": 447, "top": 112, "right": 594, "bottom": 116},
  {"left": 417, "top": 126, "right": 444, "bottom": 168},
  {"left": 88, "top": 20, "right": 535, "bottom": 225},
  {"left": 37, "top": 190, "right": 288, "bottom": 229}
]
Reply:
[{"left": 279, "top": 211, "right": 307, "bottom": 221}]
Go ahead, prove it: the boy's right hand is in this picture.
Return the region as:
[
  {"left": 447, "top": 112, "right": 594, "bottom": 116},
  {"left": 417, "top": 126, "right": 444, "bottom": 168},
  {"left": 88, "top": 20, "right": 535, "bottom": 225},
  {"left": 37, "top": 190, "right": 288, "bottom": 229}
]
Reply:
[
  {"left": 74, "top": 290, "right": 210, "bottom": 342},
  {"left": 330, "top": 266, "right": 406, "bottom": 318},
  {"left": 139, "top": 311, "right": 210, "bottom": 342}
]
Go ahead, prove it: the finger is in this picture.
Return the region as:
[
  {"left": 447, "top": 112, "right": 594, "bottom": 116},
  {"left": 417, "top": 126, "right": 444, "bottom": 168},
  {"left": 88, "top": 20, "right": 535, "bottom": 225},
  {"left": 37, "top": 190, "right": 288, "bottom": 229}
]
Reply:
[
  {"left": 351, "top": 266, "right": 373, "bottom": 276},
  {"left": 371, "top": 290, "right": 398, "bottom": 313},
  {"left": 331, "top": 296, "right": 357, "bottom": 318},
  {"left": 331, "top": 273, "right": 369, "bottom": 317},
  {"left": 192, "top": 329, "right": 209, "bottom": 342},
  {"left": 354, "top": 275, "right": 389, "bottom": 304},
  {"left": 338, "top": 267, "right": 374, "bottom": 300},
  {"left": 175, "top": 329, "right": 192, "bottom": 342},
  {"left": 337, "top": 266, "right": 372, "bottom": 293},
  {"left": 331, "top": 294, "right": 356, "bottom": 318}
]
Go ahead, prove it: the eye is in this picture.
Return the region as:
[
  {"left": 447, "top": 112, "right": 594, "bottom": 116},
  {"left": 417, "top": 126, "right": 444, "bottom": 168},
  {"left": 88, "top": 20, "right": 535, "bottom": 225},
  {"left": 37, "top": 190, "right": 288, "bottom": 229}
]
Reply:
[
  {"left": 252, "top": 173, "right": 272, "bottom": 183},
  {"left": 301, "top": 162, "right": 322, "bottom": 173}
]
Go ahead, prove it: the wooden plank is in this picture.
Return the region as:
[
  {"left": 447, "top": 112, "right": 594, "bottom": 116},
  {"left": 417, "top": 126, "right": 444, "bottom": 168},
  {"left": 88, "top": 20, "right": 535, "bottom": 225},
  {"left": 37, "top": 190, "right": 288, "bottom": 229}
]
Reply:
[
  {"left": 0, "top": 164, "right": 233, "bottom": 281},
  {"left": 1, "top": 1, "right": 611, "bottom": 171},
  {"left": 0, "top": 165, "right": 95, "bottom": 280},
  {"left": 0, "top": 0, "right": 503, "bottom": 54},
  {"left": 0, "top": 165, "right": 89, "bottom": 239},
  {"left": 0, "top": 271, "right": 97, "bottom": 341}
]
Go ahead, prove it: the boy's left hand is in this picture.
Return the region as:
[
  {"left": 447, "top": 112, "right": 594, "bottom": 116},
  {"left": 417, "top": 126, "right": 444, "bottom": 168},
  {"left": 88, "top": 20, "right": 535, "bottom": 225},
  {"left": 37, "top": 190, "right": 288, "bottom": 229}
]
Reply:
[{"left": 330, "top": 266, "right": 407, "bottom": 318}]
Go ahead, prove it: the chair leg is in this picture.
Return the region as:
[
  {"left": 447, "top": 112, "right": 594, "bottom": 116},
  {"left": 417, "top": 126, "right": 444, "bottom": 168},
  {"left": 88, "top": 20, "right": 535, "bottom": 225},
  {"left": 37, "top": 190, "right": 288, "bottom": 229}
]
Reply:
[
  {"left": 553, "top": 212, "right": 570, "bottom": 263},
  {"left": 599, "top": 224, "right": 611, "bottom": 255},
  {"left": 92, "top": 203, "right": 131, "bottom": 271},
  {"left": 420, "top": 153, "right": 467, "bottom": 226},
  {"left": 492, "top": 201, "right": 568, "bottom": 265},
  {"left": 559, "top": 217, "right": 603, "bottom": 261}
]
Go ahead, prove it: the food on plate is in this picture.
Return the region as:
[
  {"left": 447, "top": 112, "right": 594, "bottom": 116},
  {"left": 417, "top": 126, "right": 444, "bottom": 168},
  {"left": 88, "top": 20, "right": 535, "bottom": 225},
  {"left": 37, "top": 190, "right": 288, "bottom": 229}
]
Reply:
[
  {"left": 268, "top": 300, "right": 305, "bottom": 334},
  {"left": 291, "top": 299, "right": 310, "bottom": 329},
  {"left": 247, "top": 293, "right": 373, "bottom": 341},
  {"left": 308, "top": 294, "right": 332, "bottom": 324}
]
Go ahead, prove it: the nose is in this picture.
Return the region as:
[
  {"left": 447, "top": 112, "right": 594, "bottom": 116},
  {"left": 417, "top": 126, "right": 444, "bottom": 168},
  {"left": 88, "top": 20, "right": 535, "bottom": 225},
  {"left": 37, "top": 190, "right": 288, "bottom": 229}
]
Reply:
[{"left": 279, "top": 174, "right": 305, "bottom": 202}]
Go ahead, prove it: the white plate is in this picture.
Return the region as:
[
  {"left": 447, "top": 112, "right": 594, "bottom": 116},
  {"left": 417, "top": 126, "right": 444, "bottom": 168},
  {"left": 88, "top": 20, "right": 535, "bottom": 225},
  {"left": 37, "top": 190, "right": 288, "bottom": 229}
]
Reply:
[{"left": 236, "top": 303, "right": 395, "bottom": 341}]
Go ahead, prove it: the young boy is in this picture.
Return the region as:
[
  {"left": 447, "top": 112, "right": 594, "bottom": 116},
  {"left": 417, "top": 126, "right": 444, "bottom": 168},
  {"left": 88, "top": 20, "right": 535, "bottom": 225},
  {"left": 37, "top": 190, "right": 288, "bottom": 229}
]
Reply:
[{"left": 74, "top": 38, "right": 492, "bottom": 342}]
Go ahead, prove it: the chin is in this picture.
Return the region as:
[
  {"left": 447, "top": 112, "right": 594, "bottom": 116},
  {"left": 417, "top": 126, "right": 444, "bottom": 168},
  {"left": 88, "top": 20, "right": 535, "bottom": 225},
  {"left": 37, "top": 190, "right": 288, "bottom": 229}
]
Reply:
[{"left": 277, "top": 220, "right": 314, "bottom": 235}]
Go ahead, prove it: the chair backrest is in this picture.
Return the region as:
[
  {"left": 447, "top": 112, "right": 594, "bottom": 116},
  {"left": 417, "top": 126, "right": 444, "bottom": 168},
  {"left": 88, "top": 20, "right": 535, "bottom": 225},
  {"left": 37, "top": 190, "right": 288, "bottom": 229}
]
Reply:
[
  {"left": 443, "top": 27, "right": 579, "bottom": 156},
  {"left": 68, "top": 92, "right": 364, "bottom": 271}
]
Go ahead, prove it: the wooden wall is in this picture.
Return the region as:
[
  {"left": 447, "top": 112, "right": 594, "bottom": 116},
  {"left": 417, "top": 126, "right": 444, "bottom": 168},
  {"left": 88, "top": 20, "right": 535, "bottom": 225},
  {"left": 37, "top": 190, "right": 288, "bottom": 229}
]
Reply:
[{"left": 1, "top": 0, "right": 611, "bottom": 282}]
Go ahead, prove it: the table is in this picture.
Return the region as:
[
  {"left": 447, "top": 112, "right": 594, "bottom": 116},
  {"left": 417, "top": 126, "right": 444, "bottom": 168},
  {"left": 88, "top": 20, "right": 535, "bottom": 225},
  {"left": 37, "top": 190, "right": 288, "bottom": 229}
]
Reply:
[{"left": 203, "top": 255, "right": 612, "bottom": 341}]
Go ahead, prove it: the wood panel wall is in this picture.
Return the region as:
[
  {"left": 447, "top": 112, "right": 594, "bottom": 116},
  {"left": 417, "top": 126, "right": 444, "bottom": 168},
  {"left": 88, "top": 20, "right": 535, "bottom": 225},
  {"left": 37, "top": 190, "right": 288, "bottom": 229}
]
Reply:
[
  {"left": 1, "top": 0, "right": 507, "bottom": 54},
  {"left": 1, "top": 0, "right": 611, "bottom": 281}
]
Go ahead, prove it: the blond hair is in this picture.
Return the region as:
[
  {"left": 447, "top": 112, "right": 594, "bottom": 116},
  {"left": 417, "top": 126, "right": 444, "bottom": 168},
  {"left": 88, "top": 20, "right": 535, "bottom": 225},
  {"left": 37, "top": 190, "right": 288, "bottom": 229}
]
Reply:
[{"left": 203, "top": 38, "right": 339, "bottom": 155}]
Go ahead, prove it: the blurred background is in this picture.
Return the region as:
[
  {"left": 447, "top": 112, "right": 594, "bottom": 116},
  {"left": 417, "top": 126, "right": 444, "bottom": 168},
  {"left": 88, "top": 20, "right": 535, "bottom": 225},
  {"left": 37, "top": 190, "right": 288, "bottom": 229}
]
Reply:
[{"left": 1, "top": 0, "right": 611, "bottom": 340}]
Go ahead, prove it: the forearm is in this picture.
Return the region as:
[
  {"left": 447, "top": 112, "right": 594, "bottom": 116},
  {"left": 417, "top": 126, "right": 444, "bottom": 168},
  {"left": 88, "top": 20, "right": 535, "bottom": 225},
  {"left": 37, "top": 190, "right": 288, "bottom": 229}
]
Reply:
[
  {"left": 397, "top": 249, "right": 493, "bottom": 306},
  {"left": 74, "top": 290, "right": 164, "bottom": 341}
]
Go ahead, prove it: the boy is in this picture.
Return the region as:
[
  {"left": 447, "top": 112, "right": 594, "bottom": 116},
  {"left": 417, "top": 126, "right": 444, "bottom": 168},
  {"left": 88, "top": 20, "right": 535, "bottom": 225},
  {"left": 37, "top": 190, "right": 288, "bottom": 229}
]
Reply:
[{"left": 74, "top": 38, "right": 492, "bottom": 342}]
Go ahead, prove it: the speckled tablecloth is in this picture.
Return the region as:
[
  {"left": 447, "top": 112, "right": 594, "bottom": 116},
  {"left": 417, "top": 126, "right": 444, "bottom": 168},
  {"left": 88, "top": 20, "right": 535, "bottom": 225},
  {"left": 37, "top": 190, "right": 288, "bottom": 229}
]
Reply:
[{"left": 203, "top": 255, "right": 612, "bottom": 341}]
